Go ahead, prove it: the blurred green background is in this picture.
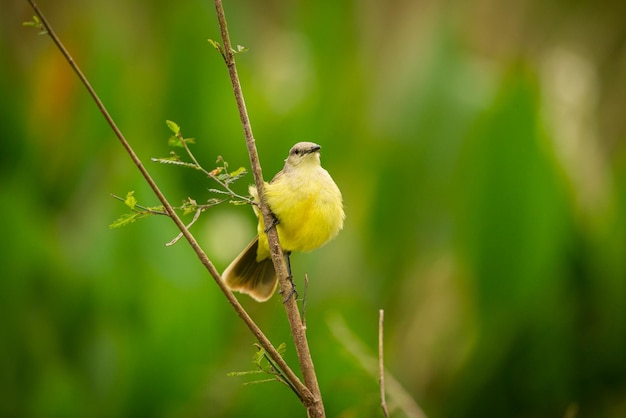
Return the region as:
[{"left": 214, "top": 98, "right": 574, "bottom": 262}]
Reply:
[{"left": 2, "top": 0, "right": 626, "bottom": 417}]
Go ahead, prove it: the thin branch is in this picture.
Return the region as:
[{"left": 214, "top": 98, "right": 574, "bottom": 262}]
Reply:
[
  {"left": 165, "top": 208, "right": 202, "bottom": 247},
  {"left": 110, "top": 194, "right": 169, "bottom": 216},
  {"left": 212, "top": 1, "right": 325, "bottom": 416},
  {"left": 328, "top": 312, "right": 428, "bottom": 418},
  {"left": 379, "top": 310, "right": 390, "bottom": 418},
  {"left": 302, "top": 273, "right": 309, "bottom": 328},
  {"left": 26, "top": 0, "right": 307, "bottom": 403},
  {"left": 169, "top": 127, "right": 254, "bottom": 203}
]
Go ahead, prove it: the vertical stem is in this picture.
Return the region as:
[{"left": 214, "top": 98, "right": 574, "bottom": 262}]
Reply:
[
  {"left": 213, "top": 1, "right": 325, "bottom": 416},
  {"left": 379, "top": 310, "right": 390, "bottom": 418}
]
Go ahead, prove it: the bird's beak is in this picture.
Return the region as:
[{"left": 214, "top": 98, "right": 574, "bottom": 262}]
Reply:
[{"left": 307, "top": 145, "right": 321, "bottom": 154}]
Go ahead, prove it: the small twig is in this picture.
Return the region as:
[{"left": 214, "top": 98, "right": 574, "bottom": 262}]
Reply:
[
  {"left": 172, "top": 128, "right": 253, "bottom": 204},
  {"left": 110, "top": 194, "right": 169, "bottom": 216},
  {"left": 256, "top": 344, "right": 303, "bottom": 400},
  {"left": 165, "top": 208, "right": 202, "bottom": 246},
  {"left": 302, "top": 274, "right": 309, "bottom": 328},
  {"left": 328, "top": 312, "right": 428, "bottom": 418},
  {"left": 379, "top": 310, "right": 390, "bottom": 418}
]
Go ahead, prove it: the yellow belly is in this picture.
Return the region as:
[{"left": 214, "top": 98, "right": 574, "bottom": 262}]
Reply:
[{"left": 253, "top": 165, "right": 344, "bottom": 261}]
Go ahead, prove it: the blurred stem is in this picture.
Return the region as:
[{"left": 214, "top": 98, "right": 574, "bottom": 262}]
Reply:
[
  {"left": 379, "top": 310, "right": 390, "bottom": 418},
  {"left": 213, "top": 1, "right": 325, "bottom": 416},
  {"left": 328, "top": 312, "right": 428, "bottom": 418},
  {"left": 25, "top": 0, "right": 305, "bottom": 404}
]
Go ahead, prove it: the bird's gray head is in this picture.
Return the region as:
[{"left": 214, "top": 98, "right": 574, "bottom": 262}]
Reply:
[{"left": 284, "top": 142, "right": 322, "bottom": 168}]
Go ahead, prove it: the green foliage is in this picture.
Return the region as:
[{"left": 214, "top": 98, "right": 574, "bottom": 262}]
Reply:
[
  {"left": 22, "top": 15, "right": 47, "bottom": 35},
  {"left": 108, "top": 210, "right": 150, "bottom": 229},
  {"left": 165, "top": 119, "right": 181, "bottom": 135},
  {"left": 165, "top": 119, "right": 196, "bottom": 148},
  {"left": 109, "top": 191, "right": 165, "bottom": 228},
  {"left": 111, "top": 121, "right": 251, "bottom": 230},
  {"left": 228, "top": 343, "right": 296, "bottom": 392},
  {"left": 124, "top": 190, "right": 138, "bottom": 209},
  {"left": 151, "top": 152, "right": 198, "bottom": 168}
]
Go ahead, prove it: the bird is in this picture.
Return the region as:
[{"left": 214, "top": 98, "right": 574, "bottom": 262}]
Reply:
[{"left": 222, "top": 142, "right": 345, "bottom": 302}]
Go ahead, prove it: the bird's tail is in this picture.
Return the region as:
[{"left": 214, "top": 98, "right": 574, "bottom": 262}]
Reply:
[{"left": 221, "top": 236, "right": 278, "bottom": 302}]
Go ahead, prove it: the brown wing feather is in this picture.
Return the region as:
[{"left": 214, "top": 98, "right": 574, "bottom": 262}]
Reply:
[{"left": 222, "top": 236, "right": 278, "bottom": 302}]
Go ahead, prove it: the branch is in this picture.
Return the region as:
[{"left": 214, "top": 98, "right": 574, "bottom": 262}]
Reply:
[
  {"left": 212, "top": 1, "right": 325, "bottom": 417},
  {"left": 25, "top": 0, "right": 306, "bottom": 403},
  {"left": 328, "top": 312, "right": 428, "bottom": 418},
  {"left": 379, "top": 310, "right": 390, "bottom": 418}
]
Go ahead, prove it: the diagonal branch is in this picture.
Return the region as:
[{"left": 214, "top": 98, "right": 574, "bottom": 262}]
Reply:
[{"left": 25, "top": 0, "right": 307, "bottom": 403}]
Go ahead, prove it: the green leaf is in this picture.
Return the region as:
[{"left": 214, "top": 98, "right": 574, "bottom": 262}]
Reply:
[
  {"left": 227, "top": 370, "right": 264, "bottom": 377},
  {"left": 181, "top": 198, "right": 198, "bottom": 216},
  {"left": 151, "top": 151, "right": 180, "bottom": 162},
  {"left": 206, "top": 198, "right": 225, "bottom": 207},
  {"left": 165, "top": 120, "right": 180, "bottom": 134},
  {"left": 208, "top": 39, "right": 222, "bottom": 52},
  {"left": 167, "top": 135, "right": 195, "bottom": 148},
  {"left": 151, "top": 157, "right": 198, "bottom": 169},
  {"left": 109, "top": 212, "right": 150, "bottom": 229},
  {"left": 22, "top": 17, "right": 37, "bottom": 27},
  {"left": 231, "top": 44, "right": 248, "bottom": 54},
  {"left": 168, "top": 135, "right": 184, "bottom": 148},
  {"left": 22, "top": 16, "right": 47, "bottom": 35},
  {"left": 228, "top": 167, "right": 247, "bottom": 182},
  {"left": 146, "top": 205, "right": 165, "bottom": 213},
  {"left": 124, "top": 191, "right": 137, "bottom": 210}
]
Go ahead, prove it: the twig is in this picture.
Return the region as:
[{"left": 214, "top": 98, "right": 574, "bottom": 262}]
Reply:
[
  {"left": 165, "top": 208, "right": 202, "bottom": 246},
  {"left": 327, "top": 312, "right": 428, "bottom": 418},
  {"left": 212, "top": 1, "right": 325, "bottom": 416},
  {"left": 25, "top": 0, "right": 308, "bottom": 403},
  {"left": 379, "top": 310, "right": 390, "bottom": 418},
  {"left": 302, "top": 273, "right": 309, "bottom": 328},
  {"left": 110, "top": 194, "right": 169, "bottom": 216}
]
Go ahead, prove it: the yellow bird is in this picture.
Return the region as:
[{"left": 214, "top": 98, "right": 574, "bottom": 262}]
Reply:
[{"left": 222, "top": 142, "right": 345, "bottom": 302}]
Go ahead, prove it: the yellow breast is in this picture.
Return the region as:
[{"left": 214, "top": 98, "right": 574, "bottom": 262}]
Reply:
[{"left": 254, "top": 164, "right": 344, "bottom": 260}]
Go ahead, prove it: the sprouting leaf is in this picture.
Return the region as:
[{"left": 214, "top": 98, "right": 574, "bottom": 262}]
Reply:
[
  {"left": 230, "top": 199, "right": 250, "bottom": 206},
  {"left": 168, "top": 135, "right": 184, "bottom": 148},
  {"left": 208, "top": 39, "right": 223, "bottom": 52},
  {"left": 208, "top": 188, "right": 230, "bottom": 195},
  {"left": 215, "top": 155, "right": 228, "bottom": 169},
  {"left": 227, "top": 370, "right": 264, "bottom": 377},
  {"left": 231, "top": 44, "right": 248, "bottom": 54},
  {"left": 23, "top": 16, "right": 47, "bottom": 35},
  {"left": 228, "top": 167, "right": 247, "bottom": 182},
  {"left": 252, "top": 346, "right": 267, "bottom": 365},
  {"left": 165, "top": 120, "right": 180, "bottom": 134},
  {"left": 276, "top": 343, "right": 287, "bottom": 356},
  {"left": 206, "top": 198, "right": 225, "bottom": 206},
  {"left": 109, "top": 212, "right": 150, "bottom": 229},
  {"left": 227, "top": 343, "right": 292, "bottom": 388},
  {"left": 151, "top": 157, "right": 198, "bottom": 169},
  {"left": 152, "top": 151, "right": 180, "bottom": 162},
  {"left": 181, "top": 197, "right": 198, "bottom": 216},
  {"left": 167, "top": 135, "right": 195, "bottom": 148},
  {"left": 124, "top": 191, "right": 137, "bottom": 210},
  {"left": 145, "top": 205, "right": 165, "bottom": 213}
]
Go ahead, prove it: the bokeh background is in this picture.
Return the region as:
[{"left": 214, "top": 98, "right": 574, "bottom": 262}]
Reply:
[{"left": 2, "top": 0, "right": 626, "bottom": 417}]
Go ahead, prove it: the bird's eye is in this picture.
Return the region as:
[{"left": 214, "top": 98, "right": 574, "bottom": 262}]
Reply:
[{"left": 293, "top": 149, "right": 300, "bottom": 155}]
